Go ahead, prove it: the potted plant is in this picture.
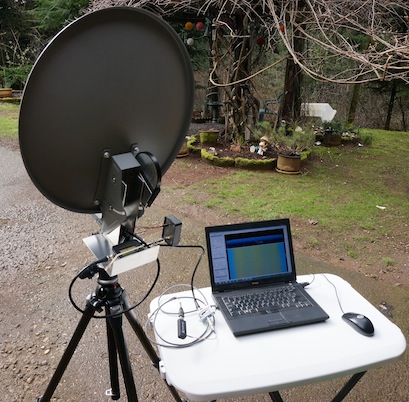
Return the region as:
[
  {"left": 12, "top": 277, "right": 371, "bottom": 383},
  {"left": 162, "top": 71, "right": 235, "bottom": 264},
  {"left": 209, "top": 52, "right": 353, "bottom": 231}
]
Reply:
[
  {"left": 255, "top": 121, "right": 315, "bottom": 174},
  {"left": 0, "top": 86, "right": 13, "bottom": 98},
  {"left": 177, "top": 136, "right": 189, "bottom": 157},
  {"left": 322, "top": 119, "right": 343, "bottom": 146},
  {"left": 0, "top": 68, "right": 13, "bottom": 98}
]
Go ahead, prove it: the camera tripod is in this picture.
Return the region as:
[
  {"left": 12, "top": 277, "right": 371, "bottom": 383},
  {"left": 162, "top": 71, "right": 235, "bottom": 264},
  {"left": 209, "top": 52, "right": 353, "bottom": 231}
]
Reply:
[{"left": 37, "top": 269, "right": 184, "bottom": 402}]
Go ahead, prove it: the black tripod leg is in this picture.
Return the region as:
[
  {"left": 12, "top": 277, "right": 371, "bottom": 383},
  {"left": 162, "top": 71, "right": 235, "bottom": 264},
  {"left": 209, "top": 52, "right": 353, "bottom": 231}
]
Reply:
[
  {"left": 122, "top": 291, "right": 183, "bottom": 402},
  {"left": 107, "top": 305, "right": 138, "bottom": 402},
  {"left": 37, "top": 302, "right": 94, "bottom": 402},
  {"left": 106, "top": 317, "right": 120, "bottom": 400}
]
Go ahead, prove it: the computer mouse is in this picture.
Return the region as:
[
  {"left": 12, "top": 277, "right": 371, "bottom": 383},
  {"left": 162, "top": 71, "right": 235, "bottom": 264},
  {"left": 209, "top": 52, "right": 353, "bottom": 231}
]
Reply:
[{"left": 342, "top": 312, "right": 374, "bottom": 337}]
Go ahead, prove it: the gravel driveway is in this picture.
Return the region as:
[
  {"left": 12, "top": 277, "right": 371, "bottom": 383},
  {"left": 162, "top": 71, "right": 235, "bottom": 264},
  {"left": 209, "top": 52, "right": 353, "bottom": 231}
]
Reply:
[{"left": 1, "top": 145, "right": 408, "bottom": 402}]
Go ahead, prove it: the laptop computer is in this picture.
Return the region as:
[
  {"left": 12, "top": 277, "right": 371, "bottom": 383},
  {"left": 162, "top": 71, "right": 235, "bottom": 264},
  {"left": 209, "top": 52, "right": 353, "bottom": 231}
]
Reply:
[{"left": 205, "top": 218, "right": 329, "bottom": 336}]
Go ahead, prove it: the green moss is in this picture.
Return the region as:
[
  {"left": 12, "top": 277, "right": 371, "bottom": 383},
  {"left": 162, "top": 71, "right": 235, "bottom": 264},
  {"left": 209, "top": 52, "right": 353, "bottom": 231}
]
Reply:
[
  {"left": 200, "top": 149, "right": 235, "bottom": 167},
  {"left": 201, "top": 148, "right": 276, "bottom": 170},
  {"left": 300, "top": 149, "right": 310, "bottom": 161},
  {"left": 187, "top": 135, "right": 201, "bottom": 154},
  {"left": 199, "top": 130, "right": 219, "bottom": 143},
  {"left": 235, "top": 157, "right": 276, "bottom": 170}
]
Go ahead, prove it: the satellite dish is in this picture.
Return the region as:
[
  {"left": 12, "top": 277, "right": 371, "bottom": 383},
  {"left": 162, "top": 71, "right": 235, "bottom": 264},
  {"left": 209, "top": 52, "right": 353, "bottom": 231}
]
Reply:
[{"left": 19, "top": 7, "right": 194, "bottom": 216}]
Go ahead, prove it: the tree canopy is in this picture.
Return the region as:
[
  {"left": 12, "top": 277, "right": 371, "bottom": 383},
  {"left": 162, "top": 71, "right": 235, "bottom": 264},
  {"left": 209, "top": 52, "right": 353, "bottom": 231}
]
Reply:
[
  {"left": 89, "top": 0, "right": 409, "bottom": 85},
  {"left": 87, "top": 0, "right": 409, "bottom": 135},
  {"left": 0, "top": 0, "right": 90, "bottom": 88}
]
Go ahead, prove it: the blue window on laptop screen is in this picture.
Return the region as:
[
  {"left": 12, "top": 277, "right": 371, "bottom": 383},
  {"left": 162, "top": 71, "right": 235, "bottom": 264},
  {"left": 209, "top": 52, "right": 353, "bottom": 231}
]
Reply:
[{"left": 225, "top": 230, "right": 288, "bottom": 281}]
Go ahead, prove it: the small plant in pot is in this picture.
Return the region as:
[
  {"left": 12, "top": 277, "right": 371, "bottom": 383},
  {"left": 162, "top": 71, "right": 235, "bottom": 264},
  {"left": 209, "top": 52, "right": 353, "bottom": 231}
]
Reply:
[
  {"left": 0, "top": 68, "right": 13, "bottom": 98},
  {"left": 322, "top": 119, "right": 343, "bottom": 146},
  {"left": 255, "top": 121, "right": 315, "bottom": 174}
]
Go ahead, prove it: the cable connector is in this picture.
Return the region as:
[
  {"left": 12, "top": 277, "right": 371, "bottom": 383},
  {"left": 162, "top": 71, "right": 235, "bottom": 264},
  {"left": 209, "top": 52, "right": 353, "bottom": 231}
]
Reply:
[
  {"left": 197, "top": 305, "right": 216, "bottom": 321},
  {"left": 197, "top": 305, "right": 216, "bottom": 332}
]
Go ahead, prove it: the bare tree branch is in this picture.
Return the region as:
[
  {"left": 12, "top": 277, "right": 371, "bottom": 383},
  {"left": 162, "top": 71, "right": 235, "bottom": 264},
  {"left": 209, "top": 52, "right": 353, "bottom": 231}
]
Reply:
[{"left": 88, "top": 0, "right": 409, "bottom": 84}]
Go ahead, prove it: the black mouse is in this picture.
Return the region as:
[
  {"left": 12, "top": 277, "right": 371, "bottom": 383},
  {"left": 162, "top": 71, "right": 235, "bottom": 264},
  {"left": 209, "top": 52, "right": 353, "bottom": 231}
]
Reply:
[{"left": 342, "top": 312, "right": 374, "bottom": 337}]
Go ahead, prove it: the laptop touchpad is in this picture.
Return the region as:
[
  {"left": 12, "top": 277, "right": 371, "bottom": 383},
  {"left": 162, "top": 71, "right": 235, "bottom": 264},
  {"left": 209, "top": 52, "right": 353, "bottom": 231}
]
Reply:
[{"left": 266, "top": 312, "right": 287, "bottom": 325}]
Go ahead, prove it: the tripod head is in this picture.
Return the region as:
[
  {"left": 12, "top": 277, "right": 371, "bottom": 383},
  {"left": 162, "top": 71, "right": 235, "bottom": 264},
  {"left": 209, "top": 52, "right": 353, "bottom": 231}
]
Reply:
[{"left": 76, "top": 264, "right": 123, "bottom": 313}]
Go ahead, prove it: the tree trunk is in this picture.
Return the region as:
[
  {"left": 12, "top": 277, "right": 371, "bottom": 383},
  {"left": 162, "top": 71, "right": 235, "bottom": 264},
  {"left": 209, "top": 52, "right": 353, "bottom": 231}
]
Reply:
[
  {"left": 347, "top": 83, "right": 361, "bottom": 125},
  {"left": 384, "top": 80, "right": 397, "bottom": 131},
  {"left": 226, "top": 12, "right": 259, "bottom": 141},
  {"left": 281, "top": 55, "right": 303, "bottom": 123},
  {"left": 281, "top": 1, "right": 305, "bottom": 123}
]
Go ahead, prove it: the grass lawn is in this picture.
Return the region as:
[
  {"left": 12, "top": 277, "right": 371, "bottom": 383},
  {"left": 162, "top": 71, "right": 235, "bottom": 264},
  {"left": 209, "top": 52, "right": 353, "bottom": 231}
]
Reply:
[
  {"left": 1, "top": 102, "right": 408, "bottom": 283},
  {"left": 192, "top": 130, "right": 409, "bottom": 231},
  {"left": 0, "top": 102, "right": 19, "bottom": 139},
  {"left": 168, "top": 128, "right": 409, "bottom": 282}
]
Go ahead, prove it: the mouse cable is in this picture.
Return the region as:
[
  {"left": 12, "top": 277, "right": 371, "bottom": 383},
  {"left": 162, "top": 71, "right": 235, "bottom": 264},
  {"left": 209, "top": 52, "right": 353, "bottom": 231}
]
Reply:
[
  {"left": 299, "top": 273, "right": 316, "bottom": 288},
  {"left": 322, "top": 273, "right": 345, "bottom": 314}
]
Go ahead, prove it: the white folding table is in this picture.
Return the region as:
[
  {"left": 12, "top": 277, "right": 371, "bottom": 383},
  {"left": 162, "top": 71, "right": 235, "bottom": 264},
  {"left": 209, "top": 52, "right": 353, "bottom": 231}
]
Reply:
[{"left": 149, "top": 274, "right": 406, "bottom": 401}]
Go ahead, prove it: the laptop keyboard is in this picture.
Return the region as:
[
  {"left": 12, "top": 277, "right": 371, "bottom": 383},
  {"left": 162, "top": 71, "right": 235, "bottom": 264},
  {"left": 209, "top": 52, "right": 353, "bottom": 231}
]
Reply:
[{"left": 222, "top": 285, "right": 313, "bottom": 316}]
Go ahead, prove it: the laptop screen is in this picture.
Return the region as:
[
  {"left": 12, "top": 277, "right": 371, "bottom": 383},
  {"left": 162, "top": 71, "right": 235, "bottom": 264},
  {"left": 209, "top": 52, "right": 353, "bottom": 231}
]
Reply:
[{"left": 206, "top": 219, "right": 296, "bottom": 292}]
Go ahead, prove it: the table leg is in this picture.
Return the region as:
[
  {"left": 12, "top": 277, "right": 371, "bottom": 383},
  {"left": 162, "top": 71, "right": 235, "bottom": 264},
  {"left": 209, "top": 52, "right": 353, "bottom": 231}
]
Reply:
[
  {"left": 331, "top": 371, "right": 366, "bottom": 402},
  {"left": 269, "top": 391, "right": 284, "bottom": 402},
  {"left": 267, "top": 371, "right": 366, "bottom": 402}
]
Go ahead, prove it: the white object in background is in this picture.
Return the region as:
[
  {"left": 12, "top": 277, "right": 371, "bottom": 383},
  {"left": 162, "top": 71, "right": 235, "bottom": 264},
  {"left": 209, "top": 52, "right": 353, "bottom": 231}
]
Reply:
[{"left": 301, "top": 103, "right": 337, "bottom": 122}]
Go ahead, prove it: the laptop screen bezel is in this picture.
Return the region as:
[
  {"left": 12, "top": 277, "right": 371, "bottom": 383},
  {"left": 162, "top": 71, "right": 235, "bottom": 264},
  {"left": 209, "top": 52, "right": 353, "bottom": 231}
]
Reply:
[{"left": 205, "top": 219, "right": 297, "bottom": 293}]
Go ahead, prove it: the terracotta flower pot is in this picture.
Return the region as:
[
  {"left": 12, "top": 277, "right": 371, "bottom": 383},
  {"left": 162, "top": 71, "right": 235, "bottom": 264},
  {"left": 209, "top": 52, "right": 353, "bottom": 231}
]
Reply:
[
  {"left": 177, "top": 140, "right": 189, "bottom": 158},
  {"left": 0, "top": 88, "right": 13, "bottom": 98},
  {"left": 276, "top": 154, "right": 301, "bottom": 174}
]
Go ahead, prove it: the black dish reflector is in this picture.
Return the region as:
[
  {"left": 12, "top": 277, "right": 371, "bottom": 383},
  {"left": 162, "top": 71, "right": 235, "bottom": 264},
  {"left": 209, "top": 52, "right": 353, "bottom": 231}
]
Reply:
[{"left": 19, "top": 7, "right": 194, "bottom": 213}]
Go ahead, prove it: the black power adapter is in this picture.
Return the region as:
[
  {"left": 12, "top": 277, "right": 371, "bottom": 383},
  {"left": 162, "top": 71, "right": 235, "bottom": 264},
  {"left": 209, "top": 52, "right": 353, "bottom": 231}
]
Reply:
[{"left": 162, "top": 215, "right": 182, "bottom": 246}]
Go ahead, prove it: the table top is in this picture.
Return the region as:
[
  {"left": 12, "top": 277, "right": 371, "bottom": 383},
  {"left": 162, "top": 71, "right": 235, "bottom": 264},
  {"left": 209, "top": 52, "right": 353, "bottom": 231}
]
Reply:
[{"left": 148, "top": 274, "right": 406, "bottom": 401}]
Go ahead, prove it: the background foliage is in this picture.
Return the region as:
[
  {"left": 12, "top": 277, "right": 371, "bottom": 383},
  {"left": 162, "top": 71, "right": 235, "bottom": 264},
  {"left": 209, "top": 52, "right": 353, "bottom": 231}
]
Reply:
[
  {"left": 0, "top": 0, "right": 408, "bottom": 131},
  {"left": 0, "top": 0, "right": 89, "bottom": 89}
]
